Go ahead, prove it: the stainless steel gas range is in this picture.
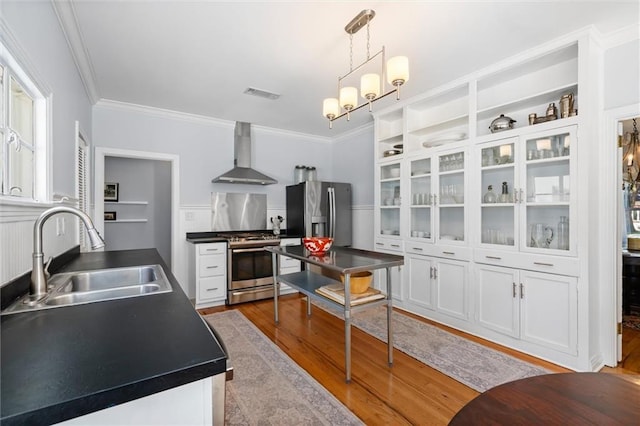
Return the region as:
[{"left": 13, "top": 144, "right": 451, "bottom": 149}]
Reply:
[{"left": 213, "top": 231, "right": 281, "bottom": 305}]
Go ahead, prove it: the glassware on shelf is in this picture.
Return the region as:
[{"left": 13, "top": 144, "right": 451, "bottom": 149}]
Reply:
[
  {"left": 482, "top": 147, "right": 495, "bottom": 167},
  {"left": 557, "top": 216, "right": 570, "bottom": 250},
  {"left": 483, "top": 185, "right": 497, "bottom": 203},
  {"left": 499, "top": 182, "right": 511, "bottom": 203}
]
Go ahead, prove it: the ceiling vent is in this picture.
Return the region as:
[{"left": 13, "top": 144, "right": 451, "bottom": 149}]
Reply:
[{"left": 243, "top": 87, "right": 280, "bottom": 100}]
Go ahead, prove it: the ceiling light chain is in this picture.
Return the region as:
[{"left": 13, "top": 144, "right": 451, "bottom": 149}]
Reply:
[
  {"left": 366, "top": 17, "right": 371, "bottom": 60},
  {"left": 322, "top": 9, "right": 410, "bottom": 128},
  {"left": 349, "top": 32, "right": 354, "bottom": 72}
]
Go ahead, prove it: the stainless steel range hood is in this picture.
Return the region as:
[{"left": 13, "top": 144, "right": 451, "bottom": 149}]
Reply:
[{"left": 212, "top": 122, "right": 277, "bottom": 185}]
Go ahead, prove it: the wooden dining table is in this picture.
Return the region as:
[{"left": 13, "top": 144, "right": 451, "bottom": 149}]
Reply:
[{"left": 449, "top": 372, "right": 640, "bottom": 425}]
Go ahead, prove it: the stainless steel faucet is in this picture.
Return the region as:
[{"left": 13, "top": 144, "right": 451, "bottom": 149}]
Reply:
[{"left": 31, "top": 206, "right": 105, "bottom": 299}]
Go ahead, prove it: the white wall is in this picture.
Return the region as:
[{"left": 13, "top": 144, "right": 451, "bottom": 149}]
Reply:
[
  {"left": 604, "top": 38, "right": 640, "bottom": 110},
  {"left": 93, "top": 102, "right": 376, "bottom": 294},
  {"left": 104, "top": 157, "right": 172, "bottom": 265},
  {"left": 92, "top": 102, "right": 334, "bottom": 207},
  {"left": 0, "top": 2, "right": 93, "bottom": 285}
]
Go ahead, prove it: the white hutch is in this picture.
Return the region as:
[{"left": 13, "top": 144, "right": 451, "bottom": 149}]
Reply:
[{"left": 373, "top": 28, "right": 602, "bottom": 371}]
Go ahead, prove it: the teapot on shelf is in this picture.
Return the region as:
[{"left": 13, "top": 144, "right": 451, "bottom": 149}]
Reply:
[{"left": 271, "top": 215, "right": 284, "bottom": 235}]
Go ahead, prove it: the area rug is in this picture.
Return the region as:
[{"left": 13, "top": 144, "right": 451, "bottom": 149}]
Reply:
[
  {"left": 203, "top": 310, "right": 363, "bottom": 426},
  {"left": 314, "top": 301, "right": 550, "bottom": 392},
  {"left": 623, "top": 315, "right": 640, "bottom": 331}
]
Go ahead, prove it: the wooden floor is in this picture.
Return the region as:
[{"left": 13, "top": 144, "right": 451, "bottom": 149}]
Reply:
[
  {"left": 199, "top": 295, "right": 639, "bottom": 425},
  {"left": 601, "top": 322, "right": 640, "bottom": 374}
]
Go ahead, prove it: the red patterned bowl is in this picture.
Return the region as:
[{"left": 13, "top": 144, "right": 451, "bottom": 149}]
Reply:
[{"left": 302, "top": 237, "right": 333, "bottom": 255}]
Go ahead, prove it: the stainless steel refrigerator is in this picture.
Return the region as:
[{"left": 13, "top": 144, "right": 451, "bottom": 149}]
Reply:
[{"left": 286, "top": 181, "right": 352, "bottom": 246}]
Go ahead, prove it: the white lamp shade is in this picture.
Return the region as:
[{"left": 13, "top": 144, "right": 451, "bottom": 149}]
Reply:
[
  {"left": 323, "top": 98, "right": 339, "bottom": 118},
  {"left": 360, "top": 73, "right": 381, "bottom": 100},
  {"left": 387, "top": 56, "right": 409, "bottom": 85},
  {"left": 340, "top": 87, "right": 358, "bottom": 110}
]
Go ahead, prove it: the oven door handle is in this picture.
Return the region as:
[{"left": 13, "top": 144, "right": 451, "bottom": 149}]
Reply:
[{"left": 231, "top": 247, "right": 271, "bottom": 253}]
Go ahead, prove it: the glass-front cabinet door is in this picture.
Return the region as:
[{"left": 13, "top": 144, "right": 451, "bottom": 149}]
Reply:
[
  {"left": 521, "top": 126, "right": 575, "bottom": 254},
  {"left": 379, "top": 162, "right": 402, "bottom": 237},
  {"left": 436, "top": 148, "right": 466, "bottom": 243},
  {"left": 477, "top": 126, "right": 575, "bottom": 254},
  {"left": 409, "top": 157, "right": 433, "bottom": 241},
  {"left": 478, "top": 137, "right": 518, "bottom": 249}
]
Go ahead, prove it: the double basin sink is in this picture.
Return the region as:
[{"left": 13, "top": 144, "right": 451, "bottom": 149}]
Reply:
[{"left": 2, "top": 264, "right": 172, "bottom": 315}]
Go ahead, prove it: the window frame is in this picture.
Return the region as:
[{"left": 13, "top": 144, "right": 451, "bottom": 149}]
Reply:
[{"left": 0, "top": 28, "right": 51, "bottom": 204}]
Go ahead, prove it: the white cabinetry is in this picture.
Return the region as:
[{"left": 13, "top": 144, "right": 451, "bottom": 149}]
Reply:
[
  {"left": 373, "top": 238, "right": 404, "bottom": 301},
  {"left": 372, "top": 33, "right": 597, "bottom": 370},
  {"left": 405, "top": 243, "right": 470, "bottom": 322},
  {"left": 61, "top": 377, "right": 213, "bottom": 425},
  {"left": 476, "top": 126, "right": 576, "bottom": 254},
  {"left": 477, "top": 264, "right": 577, "bottom": 355},
  {"left": 190, "top": 242, "right": 227, "bottom": 308},
  {"left": 279, "top": 238, "right": 301, "bottom": 294}
]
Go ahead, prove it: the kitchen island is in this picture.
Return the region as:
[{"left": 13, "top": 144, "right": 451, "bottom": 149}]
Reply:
[
  {"left": 0, "top": 249, "right": 227, "bottom": 425},
  {"left": 267, "top": 245, "right": 404, "bottom": 382}
]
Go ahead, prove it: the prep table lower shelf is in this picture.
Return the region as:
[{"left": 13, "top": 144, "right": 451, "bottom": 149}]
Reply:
[{"left": 276, "top": 270, "right": 390, "bottom": 313}]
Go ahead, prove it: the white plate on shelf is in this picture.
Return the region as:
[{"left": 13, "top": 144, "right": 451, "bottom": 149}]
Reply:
[{"left": 422, "top": 132, "right": 466, "bottom": 148}]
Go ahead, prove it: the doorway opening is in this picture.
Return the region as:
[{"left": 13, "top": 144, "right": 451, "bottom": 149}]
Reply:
[
  {"left": 619, "top": 115, "right": 640, "bottom": 372},
  {"left": 94, "top": 148, "right": 180, "bottom": 272}
]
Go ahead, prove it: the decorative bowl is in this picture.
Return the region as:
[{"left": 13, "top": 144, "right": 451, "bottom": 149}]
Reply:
[
  {"left": 340, "top": 271, "right": 373, "bottom": 294},
  {"left": 302, "top": 237, "right": 333, "bottom": 255}
]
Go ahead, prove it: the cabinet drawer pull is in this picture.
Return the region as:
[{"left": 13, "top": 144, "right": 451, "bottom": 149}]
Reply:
[
  {"left": 205, "top": 248, "right": 219, "bottom": 252},
  {"left": 486, "top": 255, "right": 502, "bottom": 260},
  {"left": 533, "top": 261, "right": 554, "bottom": 267},
  {"left": 412, "top": 247, "right": 423, "bottom": 251},
  {"left": 442, "top": 251, "right": 455, "bottom": 255},
  {"left": 206, "top": 288, "right": 219, "bottom": 292},
  {"left": 206, "top": 265, "right": 219, "bottom": 269},
  {"left": 391, "top": 244, "right": 400, "bottom": 248},
  {"left": 376, "top": 242, "right": 384, "bottom": 246}
]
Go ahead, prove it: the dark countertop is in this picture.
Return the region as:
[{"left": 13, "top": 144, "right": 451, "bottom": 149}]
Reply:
[{"left": 0, "top": 249, "right": 227, "bottom": 425}]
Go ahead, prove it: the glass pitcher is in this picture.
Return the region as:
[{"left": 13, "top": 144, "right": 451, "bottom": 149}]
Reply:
[{"left": 530, "top": 223, "right": 554, "bottom": 248}]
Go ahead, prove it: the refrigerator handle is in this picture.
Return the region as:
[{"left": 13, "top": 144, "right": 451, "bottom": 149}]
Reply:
[{"left": 328, "top": 187, "right": 336, "bottom": 239}]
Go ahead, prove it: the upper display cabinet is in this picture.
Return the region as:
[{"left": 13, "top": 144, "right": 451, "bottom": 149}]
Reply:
[
  {"left": 373, "top": 41, "right": 579, "bottom": 162},
  {"left": 476, "top": 43, "right": 578, "bottom": 139},
  {"left": 405, "top": 84, "right": 470, "bottom": 154},
  {"left": 376, "top": 109, "right": 404, "bottom": 161}
]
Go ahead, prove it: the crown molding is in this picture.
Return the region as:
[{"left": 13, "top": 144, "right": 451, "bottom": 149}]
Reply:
[
  {"left": 52, "top": 0, "right": 100, "bottom": 104},
  {"left": 95, "top": 99, "right": 236, "bottom": 128},
  {"left": 602, "top": 23, "right": 640, "bottom": 50},
  {"left": 95, "top": 99, "right": 339, "bottom": 143}
]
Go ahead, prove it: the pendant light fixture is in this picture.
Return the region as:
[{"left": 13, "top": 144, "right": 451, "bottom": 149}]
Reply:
[
  {"left": 623, "top": 118, "right": 640, "bottom": 185},
  {"left": 322, "top": 9, "right": 409, "bottom": 128}
]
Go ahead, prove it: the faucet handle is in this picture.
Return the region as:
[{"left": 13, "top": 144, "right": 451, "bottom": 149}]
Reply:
[{"left": 44, "top": 256, "right": 53, "bottom": 279}]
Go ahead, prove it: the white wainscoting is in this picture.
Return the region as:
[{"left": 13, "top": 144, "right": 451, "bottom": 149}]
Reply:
[
  {"left": 176, "top": 205, "right": 374, "bottom": 299},
  {"left": 0, "top": 201, "right": 80, "bottom": 285}
]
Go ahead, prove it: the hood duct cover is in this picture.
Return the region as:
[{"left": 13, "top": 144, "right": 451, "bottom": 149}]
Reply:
[{"left": 212, "top": 122, "right": 278, "bottom": 185}]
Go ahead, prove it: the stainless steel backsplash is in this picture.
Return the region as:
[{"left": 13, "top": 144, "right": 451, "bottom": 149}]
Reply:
[{"left": 211, "top": 192, "right": 267, "bottom": 231}]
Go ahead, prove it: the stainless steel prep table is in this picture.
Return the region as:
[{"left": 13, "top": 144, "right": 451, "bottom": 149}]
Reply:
[{"left": 266, "top": 245, "right": 404, "bottom": 382}]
